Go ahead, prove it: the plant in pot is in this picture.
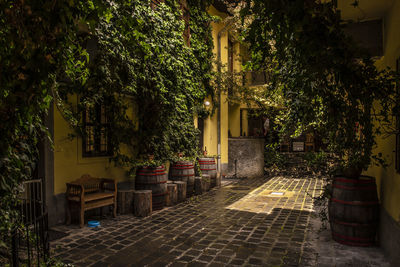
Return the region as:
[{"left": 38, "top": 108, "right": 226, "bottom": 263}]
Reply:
[
  {"left": 197, "top": 152, "right": 220, "bottom": 187},
  {"left": 170, "top": 152, "right": 199, "bottom": 197},
  {"left": 238, "top": 0, "right": 398, "bottom": 246}
]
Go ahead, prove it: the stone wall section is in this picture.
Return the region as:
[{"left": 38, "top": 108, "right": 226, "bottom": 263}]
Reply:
[{"left": 228, "top": 138, "right": 264, "bottom": 178}]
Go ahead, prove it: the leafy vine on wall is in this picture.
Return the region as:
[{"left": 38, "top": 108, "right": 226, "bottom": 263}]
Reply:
[
  {"left": 238, "top": 0, "right": 398, "bottom": 171},
  {"left": 57, "top": 0, "right": 217, "bottom": 170},
  {"left": 0, "top": 0, "right": 216, "bottom": 257},
  {"left": 0, "top": 0, "right": 108, "bottom": 255}
]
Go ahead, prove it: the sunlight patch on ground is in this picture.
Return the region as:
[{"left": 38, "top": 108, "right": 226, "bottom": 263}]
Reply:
[{"left": 225, "top": 177, "right": 313, "bottom": 214}]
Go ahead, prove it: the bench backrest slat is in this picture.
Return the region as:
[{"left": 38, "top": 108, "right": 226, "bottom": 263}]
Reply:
[{"left": 70, "top": 174, "right": 109, "bottom": 192}]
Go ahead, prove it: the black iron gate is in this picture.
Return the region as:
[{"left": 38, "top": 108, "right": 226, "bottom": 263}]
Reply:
[{"left": 11, "top": 179, "right": 49, "bottom": 267}]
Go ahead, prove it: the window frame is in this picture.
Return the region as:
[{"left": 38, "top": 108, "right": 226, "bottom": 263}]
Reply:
[{"left": 82, "top": 103, "right": 112, "bottom": 158}]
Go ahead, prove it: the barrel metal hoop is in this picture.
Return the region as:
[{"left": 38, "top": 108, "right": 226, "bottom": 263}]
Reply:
[
  {"left": 331, "top": 219, "right": 378, "bottom": 227},
  {"left": 331, "top": 198, "right": 379, "bottom": 206},
  {"left": 333, "top": 184, "right": 377, "bottom": 191},
  {"left": 334, "top": 177, "right": 375, "bottom": 184},
  {"left": 173, "top": 164, "right": 194, "bottom": 167},
  {"left": 332, "top": 231, "right": 375, "bottom": 242},
  {"left": 200, "top": 168, "right": 216, "bottom": 171}
]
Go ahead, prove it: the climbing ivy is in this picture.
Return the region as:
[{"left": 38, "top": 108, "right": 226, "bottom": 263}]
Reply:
[
  {"left": 240, "top": 0, "right": 398, "bottom": 172},
  {"left": 0, "top": 0, "right": 109, "bottom": 257},
  {"left": 57, "top": 0, "right": 217, "bottom": 171},
  {"left": 0, "top": 0, "right": 216, "bottom": 260}
]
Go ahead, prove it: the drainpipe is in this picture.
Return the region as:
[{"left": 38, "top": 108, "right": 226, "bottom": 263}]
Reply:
[{"left": 217, "top": 21, "right": 233, "bottom": 174}]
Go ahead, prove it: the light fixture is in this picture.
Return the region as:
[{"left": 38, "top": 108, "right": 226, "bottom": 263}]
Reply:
[{"left": 204, "top": 101, "right": 210, "bottom": 106}]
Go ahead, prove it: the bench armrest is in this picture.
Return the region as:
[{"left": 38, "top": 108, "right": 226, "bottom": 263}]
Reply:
[{"left": 66, "top": 183, "right": 85, "bottom": 200}]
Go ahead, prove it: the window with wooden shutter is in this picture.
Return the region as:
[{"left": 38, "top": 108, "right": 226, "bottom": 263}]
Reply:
[{"left": 83, "top": 103, "right": 112, "bottom": 157}]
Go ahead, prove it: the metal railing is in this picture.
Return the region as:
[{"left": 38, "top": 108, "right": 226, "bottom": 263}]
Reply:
[{"left": 11, "top": 179, "right": 49, "bottom": 267}]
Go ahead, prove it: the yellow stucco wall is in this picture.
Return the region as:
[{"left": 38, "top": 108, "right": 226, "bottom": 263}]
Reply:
[
  {"left": 201, "top": 6, "right": 230, "bottom": 168},
  {"left": 365, "top": 0, "right": 400, "bottom": 223},
  {"left": 228, "top": 42, "right": 246, "bottom": 138},
  {"left": 202, "top": 97, "right": 219, "bottom": 156},
  {"left": 53, "top": 5, "right": 252, "bottom": 191},
  {"left": 229, "top": 103, "right": 241, "bottom": 137},
  {"left": 53, "top": 98, "right": 132, "bottom": 195}
]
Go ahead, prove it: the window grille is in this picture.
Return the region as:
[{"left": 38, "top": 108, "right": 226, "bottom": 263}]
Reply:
[{"left": 83, "top": 104, "right": 112, "bottom": 157}]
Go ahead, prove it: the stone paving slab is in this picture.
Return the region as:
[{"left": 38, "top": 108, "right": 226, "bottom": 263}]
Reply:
[{"left": 50, "top": 175, "right": 391, "bottom": 266}]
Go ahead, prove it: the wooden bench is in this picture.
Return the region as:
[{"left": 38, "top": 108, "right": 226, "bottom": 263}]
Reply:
[{"left": 66, "top": 174, "right": 117, "bottom": 227}]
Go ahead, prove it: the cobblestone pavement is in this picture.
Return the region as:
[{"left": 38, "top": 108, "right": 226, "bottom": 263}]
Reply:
[{"left": 51, "top": 176, "right": 390, "bottom": 266}]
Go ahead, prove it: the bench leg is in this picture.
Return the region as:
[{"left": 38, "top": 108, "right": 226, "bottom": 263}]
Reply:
[
  {"left": 113, "top": 202, "right": 117, "bottom": 218},
  {"left": 66, "top": 201, "right": 71, "bottom": 225},
  {"left": 79, "top": 205, "right": 84, "bottom": 228}
]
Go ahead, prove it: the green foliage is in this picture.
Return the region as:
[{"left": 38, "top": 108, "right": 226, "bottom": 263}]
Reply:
[
  {"left": 0, "top": 0, "right": 216, "bottom": 263},
  {"left": 241, "top": 0, "right": 398, "bottom": 172},
  {"left": 64, "top": 0, "right": 215, "bottom": 172},
  {"left": 0, "top": 0, "right": 105, "bottom": 259},
  {"left": 302, "top": 151, "right": 334, "bottom": 175},
  {"left": 264, "top": 143, "right": 286, "bottom": 170},
  {"left": 186, "top": 0, "right": 216, "bottom": 98}
]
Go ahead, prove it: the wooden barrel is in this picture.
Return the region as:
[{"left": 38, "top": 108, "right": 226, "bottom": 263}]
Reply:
[
  {"left": 198, "top": 157, "right": 217, "bottom": 187},
  {"left": 328, "top": 175, "right": 379, "bottom": 247},
  {"left": 170, "top": 161, "right": 195, "bottom": 196},
  {"left": 136, "top": 165, "right": 167, "bottom": 210}
]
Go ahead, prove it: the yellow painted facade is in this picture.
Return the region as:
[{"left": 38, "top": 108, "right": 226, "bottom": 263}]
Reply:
[
  {"left": 201, "top": 6, "right": 253, "bottom": 173},
  {"left": 202, "top": 6, "right": 230, "bottom": 169},
  {"left": 228, "top": 103, "right": 241, "bottom": 137},
  {"left": 228, "top": 42, "right": 249, "bottom": 138},
  {"left": 364, "top": 0, "right": 400, "bottom": 224},
  {"left": 52, "top": 4, "right": 245, "bottom": 195},
  {"left": 53, "top": 98, "right": 131, "bottom": 195}
]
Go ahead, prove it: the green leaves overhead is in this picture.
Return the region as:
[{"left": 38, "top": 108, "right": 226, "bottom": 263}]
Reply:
[
  {"left": 0, "top": 0, "right": 107, "bottom": 255},
  {"left": 241, "top": 0, "right": 398, "bottom": 170},
  {"left": 0, "top": 0, "right": 215, "bottom": 255},
  {"left": 57, "top": 0, "right": 216, "bottom": 168}
]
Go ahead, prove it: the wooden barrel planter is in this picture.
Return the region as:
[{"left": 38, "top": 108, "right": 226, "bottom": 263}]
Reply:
[
  {"left": 135, "top": 165, "right": 168, "bottom": 210},
  {"left": 170, "top": 161, "right": 195, "bottom": 196},
  {"left": 198, "top": 157, "right": 217, "bottom": 187},
  {"left": 328, "top": 175, "right": 379, "bottom": 247}
]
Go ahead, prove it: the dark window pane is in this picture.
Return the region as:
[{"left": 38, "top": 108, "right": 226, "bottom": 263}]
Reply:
[{"left": 83, "top": 103, "right": 111, "bottom": 157}]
